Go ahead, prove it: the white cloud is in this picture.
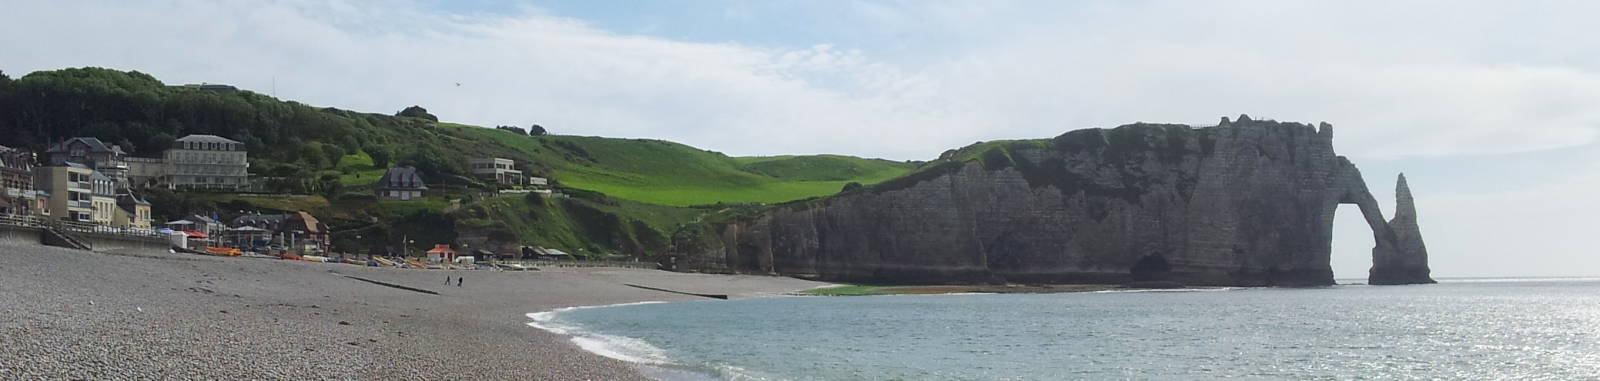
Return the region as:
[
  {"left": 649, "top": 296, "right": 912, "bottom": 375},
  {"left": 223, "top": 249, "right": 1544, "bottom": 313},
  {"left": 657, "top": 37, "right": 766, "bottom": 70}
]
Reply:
[
  {"left": 4, "top": 0, "right": 1600, "bottom": 277},
  {"left": 5, "top": 1, "right": 1597, "bottom": 161},
  {"left": 1, "top": 0, "right": 978, "bottom": 160},
  {"left": 905, "top": 1, "right": 1600, "bottom": 159}
]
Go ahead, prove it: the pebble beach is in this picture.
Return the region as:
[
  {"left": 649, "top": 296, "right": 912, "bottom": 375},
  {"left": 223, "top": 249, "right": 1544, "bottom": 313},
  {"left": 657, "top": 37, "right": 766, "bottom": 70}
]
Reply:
[{"left": 0, "top": 241, "right": 824, "bottom": 380}]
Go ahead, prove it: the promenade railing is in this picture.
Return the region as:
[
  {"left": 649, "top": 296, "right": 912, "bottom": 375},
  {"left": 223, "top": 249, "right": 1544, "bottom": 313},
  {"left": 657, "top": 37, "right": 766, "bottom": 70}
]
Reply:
[
  {"left": 0, "top": 213, "right": 165, "bottom": 242},
  {"left": 522, "top": 259, "right": 656, "bottom": 269},
  {"left": 0, "top": 213, "right": 46, "bottom": 229}
]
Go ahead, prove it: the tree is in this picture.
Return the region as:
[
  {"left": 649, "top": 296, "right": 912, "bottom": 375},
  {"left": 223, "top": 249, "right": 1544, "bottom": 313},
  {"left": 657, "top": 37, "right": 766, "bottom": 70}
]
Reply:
[
  {"left": 299, "top": 142, "right": 328, "bottom": 169},
  {"left": 528, "top": 124, "right": 547, "bottom": 136},
  {"left": 338, "top": 134, "right": 361, "bottom": 154},
  {"left": 320, "top": 143, "right": 345, "bottom": 168},
  {"left": 496, "top": 125, "right": 527, "bottom": 135},
  {"left": 116, "top": 138, "right": 137, "bottom": 156},
  {"left": 396, "top": 105, "right": 437, "bottom": 121},
  {"left": 402, "top": 145, "right": 455, "bottom": 179},
  {"left": 316, "top": 173, "right": 343, "bottom": 198},
  {"left": 145, "top": 133, "right": 176, "bottom": 156},
  {"left": 367, "top": 145, "right": 392, "bottom": 168},
  {"left": 670, "top": 223, "right": 709, "bottom": 256}
]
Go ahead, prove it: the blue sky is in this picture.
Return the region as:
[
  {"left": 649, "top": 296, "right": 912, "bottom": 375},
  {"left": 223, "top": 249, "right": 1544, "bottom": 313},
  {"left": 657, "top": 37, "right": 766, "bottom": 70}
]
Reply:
[{"left": 3, "top": 0, "right": 1598, "bottom": 278}]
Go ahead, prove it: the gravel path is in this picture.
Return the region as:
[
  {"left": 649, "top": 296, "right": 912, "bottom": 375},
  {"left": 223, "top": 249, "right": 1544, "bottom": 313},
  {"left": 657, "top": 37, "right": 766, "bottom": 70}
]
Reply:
[{"left": 0, "top": 241, "right": 824, "bottom": 380}]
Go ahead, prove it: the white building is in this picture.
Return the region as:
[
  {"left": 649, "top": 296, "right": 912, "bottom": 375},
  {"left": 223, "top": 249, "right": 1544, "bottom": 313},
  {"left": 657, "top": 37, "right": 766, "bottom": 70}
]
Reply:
[
  {"left": 161, "top": 135, "right": 249, "bottom": 189},
  {"left": 469, "top": 157, "right": 524, "bottom": 185}
]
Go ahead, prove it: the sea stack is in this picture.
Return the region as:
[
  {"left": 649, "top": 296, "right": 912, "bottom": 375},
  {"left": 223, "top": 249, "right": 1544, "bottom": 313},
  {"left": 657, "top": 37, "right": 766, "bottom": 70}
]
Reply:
[{"left": 1368, "top": 173, "right": 1436, "bottom": 285}]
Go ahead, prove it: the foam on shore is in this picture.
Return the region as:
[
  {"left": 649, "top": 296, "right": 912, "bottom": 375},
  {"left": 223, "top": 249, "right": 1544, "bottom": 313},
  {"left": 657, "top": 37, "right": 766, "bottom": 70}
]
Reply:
[
  {"left": 526, "top": 302, "right": 673, "bottom": 365},
  {"left": 526, "top": 301, "right": 785, "bottom": 381}
]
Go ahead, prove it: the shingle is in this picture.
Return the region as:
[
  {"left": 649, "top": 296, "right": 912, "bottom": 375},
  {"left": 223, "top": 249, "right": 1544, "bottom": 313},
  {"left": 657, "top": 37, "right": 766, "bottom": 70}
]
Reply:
[{"left": 46, "top": 137, "right": 116, "bottom": 153}]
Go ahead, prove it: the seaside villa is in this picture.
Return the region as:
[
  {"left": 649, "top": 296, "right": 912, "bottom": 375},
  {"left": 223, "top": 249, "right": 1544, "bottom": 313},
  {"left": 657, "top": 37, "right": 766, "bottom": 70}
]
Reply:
[
  {"left": 376, "top": 166, "right": 428, "bottom": 201},
  {"left": 469, "top": 157, "right": 524, "bottom": 185}
]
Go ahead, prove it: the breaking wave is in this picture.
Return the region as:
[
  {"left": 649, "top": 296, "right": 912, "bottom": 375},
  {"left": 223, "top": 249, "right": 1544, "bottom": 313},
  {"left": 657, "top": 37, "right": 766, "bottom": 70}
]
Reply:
[{"left": 526, "top": 302, "right": 672, "bottom": 365}]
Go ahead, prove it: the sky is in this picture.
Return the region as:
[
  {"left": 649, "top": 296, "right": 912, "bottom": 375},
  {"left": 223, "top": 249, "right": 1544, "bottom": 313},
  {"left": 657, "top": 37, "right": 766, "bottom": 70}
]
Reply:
[{"left": 3, "top": 0, "right": 1597, "bottom": 278}]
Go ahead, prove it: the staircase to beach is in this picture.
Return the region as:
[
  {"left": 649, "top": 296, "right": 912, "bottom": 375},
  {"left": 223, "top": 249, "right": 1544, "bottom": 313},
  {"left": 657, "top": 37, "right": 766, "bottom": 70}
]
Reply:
[{"left": 40, "top": 224, "right": 93, "bottom": 250}]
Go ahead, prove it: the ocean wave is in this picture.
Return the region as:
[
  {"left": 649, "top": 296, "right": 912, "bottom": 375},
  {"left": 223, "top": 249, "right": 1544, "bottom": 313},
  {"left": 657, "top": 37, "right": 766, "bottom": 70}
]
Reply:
[
  {"left": 525, "top": 301, "right": 673, "bottom": 365},
  {"left": 570, "top": 334, "right": 672, "bottom": 365},
  {"left": 709, "top": 363, "right": 781, "bottom": 381}
]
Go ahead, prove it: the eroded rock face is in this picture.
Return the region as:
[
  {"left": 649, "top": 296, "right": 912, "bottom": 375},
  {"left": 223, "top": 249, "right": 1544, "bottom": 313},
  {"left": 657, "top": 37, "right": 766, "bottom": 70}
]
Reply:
[
  {"left": 1370, "top": 174, "right": 1435, "bottom": 285},
  {"left": 690, "top": 118, "right": 1433, "bottom": 286}
]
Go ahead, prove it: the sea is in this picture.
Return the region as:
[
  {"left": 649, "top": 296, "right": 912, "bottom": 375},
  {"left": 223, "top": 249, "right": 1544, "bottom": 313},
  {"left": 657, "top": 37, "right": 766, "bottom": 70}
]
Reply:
[{"left": 527, "top": 278, "right": 1600, "bottom": 380}]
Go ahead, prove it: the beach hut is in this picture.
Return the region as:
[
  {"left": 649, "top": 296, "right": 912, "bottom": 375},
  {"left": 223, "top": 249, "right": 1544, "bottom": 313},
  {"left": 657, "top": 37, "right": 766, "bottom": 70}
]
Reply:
[
  {"left": 226, "top": 226, "right": 270, "bottom": 248},
  {"left": 424, "top": 244, "right": 456, "bottom": 263},
  {"left": 182, "top": 230, "right": 210, "bottom": 248},
  {"left": 162, "top": 229, "right": 188, "bottom": 249},
  {"left": 473, "top": 249, "right": 497, "bottom": 262},
  {"left": 533, "top": 247, "right": 575, "bottom": 260}
]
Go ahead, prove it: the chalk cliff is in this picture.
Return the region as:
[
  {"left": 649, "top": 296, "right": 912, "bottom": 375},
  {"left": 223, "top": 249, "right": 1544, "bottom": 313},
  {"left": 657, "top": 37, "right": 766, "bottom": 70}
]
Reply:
[{"left": 686, "top": 117, "right": 1433, "bottom": 286}]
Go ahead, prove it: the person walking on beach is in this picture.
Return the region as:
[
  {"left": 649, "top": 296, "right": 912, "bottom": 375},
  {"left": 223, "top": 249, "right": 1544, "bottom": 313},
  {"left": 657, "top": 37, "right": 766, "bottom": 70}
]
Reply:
[
  {"left": 457, "top": 277, "right": 463, "bottom": 287},
  {"left": 445, "top": 276, "right": 451, "bottom": 285}
]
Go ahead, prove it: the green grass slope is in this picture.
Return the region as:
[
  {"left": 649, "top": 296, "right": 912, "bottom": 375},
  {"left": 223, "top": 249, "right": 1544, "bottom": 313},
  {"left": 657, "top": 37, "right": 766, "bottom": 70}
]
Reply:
[
  {"left": 335, "top": 150, "right": 387, "bottom": 187},
  {"left": 454, "top": 193, "right": 704, "bottom": 256},
  {"left": 442, "top": 125, "right": 916, "bottom": 206},
  {"left": 733, "top": 155, "right": 911, "bottom": 182}
]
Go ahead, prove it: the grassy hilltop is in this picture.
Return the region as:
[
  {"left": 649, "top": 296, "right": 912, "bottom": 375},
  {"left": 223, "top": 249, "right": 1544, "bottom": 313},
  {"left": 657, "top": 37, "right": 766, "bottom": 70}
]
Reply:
[{"left": 443, "top": 125, "right": 913, "bottom": 206}]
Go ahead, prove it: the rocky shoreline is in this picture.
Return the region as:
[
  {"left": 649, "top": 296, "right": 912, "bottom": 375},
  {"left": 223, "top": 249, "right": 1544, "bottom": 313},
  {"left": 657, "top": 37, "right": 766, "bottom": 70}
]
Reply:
[{"left": 0, "top": 241, "right": 823, "bottom": 380}]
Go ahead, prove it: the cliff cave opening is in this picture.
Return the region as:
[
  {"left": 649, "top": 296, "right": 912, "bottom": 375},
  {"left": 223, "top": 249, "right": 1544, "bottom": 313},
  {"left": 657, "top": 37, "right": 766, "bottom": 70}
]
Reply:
[
  {"left": 1331, "top": 204, "right": 1375, "bottom": 281},
  {"left": 1130, "top": 253, "right": 1171, "bottom": 281}
]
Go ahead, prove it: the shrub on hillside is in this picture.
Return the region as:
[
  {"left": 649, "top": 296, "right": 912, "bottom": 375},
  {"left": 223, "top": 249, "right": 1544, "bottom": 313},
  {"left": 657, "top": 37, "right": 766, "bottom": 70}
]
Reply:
[{"left": 396, "top": 105, "right": 437, "bottom": 121}]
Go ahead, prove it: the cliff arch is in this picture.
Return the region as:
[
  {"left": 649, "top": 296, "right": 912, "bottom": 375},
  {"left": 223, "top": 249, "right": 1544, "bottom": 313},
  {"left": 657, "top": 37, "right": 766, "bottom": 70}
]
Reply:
[
  {"left": 1330, "top": 159, "right": 1435, "bottom": 285},
  {"left": 695, "top": 120, "right": 1436, "bottom": 287}
]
